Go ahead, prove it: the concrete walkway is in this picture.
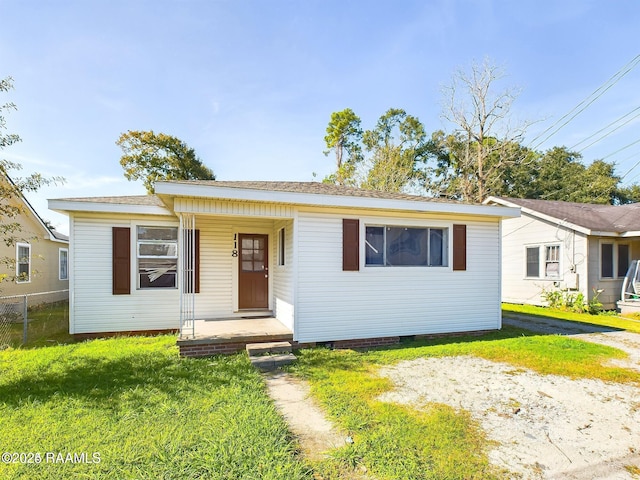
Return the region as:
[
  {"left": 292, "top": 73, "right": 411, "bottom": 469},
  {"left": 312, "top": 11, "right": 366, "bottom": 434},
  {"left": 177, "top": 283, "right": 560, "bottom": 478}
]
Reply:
[{"left": 263, "top": 371, "right": 348, "bottom": 461}]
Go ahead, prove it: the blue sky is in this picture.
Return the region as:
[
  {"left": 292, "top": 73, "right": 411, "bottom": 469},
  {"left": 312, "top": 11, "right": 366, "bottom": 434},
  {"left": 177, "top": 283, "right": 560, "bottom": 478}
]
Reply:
[{"left": 2, "top": 0, "right": 640, "bottom": 234}]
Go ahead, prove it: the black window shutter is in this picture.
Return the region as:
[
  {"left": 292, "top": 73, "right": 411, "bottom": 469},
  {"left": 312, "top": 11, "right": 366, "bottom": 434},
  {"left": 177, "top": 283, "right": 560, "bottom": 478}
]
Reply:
[
  {"left": 184, "top": 229, "right": 200, "bottom": 293},
  {"left": 112, "top": 227, "right": 131, "bottom": 295},
  {"left": 342, "top": 219, "right": 360, "bottom": 271},
  {"left": 452, "top": 224, "right": 467, "bottom": 271}
]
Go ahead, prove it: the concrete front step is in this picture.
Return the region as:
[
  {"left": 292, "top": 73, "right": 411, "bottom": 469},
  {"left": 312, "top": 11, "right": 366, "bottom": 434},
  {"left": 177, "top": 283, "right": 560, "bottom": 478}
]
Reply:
[
  {"left": 246, "top": 341, "right": 292, "bottom": 356},
  {"left": 249, "top": 353, "right": 297, "bottom": 372},
  {"left": 246, "top": 341, "right": 296, "bottom": 371}
]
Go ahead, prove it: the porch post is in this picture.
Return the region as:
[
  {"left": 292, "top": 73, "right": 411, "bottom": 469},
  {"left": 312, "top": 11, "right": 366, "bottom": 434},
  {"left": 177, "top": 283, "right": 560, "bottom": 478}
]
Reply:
[{"left": 179, "top": 213, "right": 196, "bottom": 338}]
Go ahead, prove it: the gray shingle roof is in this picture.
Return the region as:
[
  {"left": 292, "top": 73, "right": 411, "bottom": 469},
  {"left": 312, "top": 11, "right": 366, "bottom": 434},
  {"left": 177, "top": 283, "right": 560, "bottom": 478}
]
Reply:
[
  {"left": 161, "top": 180, "right": 464, "bottom": 204},
  {"left": 52, "top": 195, "right": 165, "bottom": 207},
  {"left": 495, "top": 197, "right": 640, "bottom": 233}
]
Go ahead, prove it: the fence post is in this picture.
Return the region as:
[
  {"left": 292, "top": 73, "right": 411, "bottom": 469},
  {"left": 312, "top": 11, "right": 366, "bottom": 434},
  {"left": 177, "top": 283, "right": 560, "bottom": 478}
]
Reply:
[{"left": 22, "top": 295, "right": 27, "bottom": 345}]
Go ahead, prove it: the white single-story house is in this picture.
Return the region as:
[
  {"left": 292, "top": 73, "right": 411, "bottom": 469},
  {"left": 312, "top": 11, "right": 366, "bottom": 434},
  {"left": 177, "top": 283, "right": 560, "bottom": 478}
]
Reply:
[
  {"left": 485, "top": 196, "right": 640, "bottom": 310},
  {"left": 49, "top": 181, "right": 518, "bottom": 354}
]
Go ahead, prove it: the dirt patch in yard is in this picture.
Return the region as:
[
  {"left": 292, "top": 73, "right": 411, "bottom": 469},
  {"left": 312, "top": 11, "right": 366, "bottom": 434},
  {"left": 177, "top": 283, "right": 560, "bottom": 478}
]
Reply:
[{"left": 378, "top": 356, "right": 640, "bottom": 479}]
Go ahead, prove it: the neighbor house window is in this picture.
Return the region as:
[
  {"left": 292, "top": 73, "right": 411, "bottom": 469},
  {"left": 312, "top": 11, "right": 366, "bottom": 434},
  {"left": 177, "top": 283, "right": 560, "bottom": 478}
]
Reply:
[
  {"left": 545, "top": 245, "right": 560, "bottom": 278},
  {"left": 526, "top": 246, "right": 540, "bottom": 278},
  {"left": 16, "top": 243, "right": 31, "bottom": 283},
  {"left": 525, "top": 244, "right": 560, "bottom": 279},
  {"left": 59, "top": 248, "right": 68, "bottom": 280},
  {"left": 601, "top": 242, "right": 630, "bottom": 279},
  {"left": 277, "top": 227, "right": 285, "bottom": 266},
  {"left": 137, "top": 226, "right": 178, "bottom": 288},
  {"left": 365, "top": 226, "right": 448, "bottom": 267}
]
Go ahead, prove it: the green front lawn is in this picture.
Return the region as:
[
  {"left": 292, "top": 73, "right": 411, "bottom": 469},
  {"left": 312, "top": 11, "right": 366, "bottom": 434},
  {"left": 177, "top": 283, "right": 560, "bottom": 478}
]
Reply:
[
  {"left": 2, "top": 318, "right": 638, "bottom": 479},
  {"left": 0, "top": 336, "right": 310, "bottom": 479}
]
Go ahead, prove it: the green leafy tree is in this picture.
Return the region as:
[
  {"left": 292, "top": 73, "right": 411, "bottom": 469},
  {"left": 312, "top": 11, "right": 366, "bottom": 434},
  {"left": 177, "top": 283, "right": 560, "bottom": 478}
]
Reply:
[
  {"left": 361, "top": 108, "right": 429, "bottom": 192},
  {"left": 323, "top": 108, "right": 363, "bottom": 186},
  {"left": 0, "top": 76, "right": 62, "bottom": 282},
  {"left": 117, "top": 130, "right": 215, "bottom": 193},
  {"left": 323, "top": 108, "right": 432, "bottom": 192}
]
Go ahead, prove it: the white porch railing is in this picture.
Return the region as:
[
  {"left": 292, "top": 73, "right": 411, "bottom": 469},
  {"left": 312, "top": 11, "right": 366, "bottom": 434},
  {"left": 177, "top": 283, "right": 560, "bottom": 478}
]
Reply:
[{"left": 179, "top": 213, "right": 196, "bottom": 338}]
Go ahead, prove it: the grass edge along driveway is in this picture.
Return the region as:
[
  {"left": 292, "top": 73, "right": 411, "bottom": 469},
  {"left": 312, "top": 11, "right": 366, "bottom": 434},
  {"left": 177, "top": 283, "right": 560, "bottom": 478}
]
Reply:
[{"left": 291, "top": 325, "right": 640, "bottom": 479}]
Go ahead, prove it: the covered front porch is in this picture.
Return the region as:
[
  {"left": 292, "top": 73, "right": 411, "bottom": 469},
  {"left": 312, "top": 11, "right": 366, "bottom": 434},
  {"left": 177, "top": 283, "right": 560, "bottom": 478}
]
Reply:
[{"left": 169, "top": 196, "right": 297, "bottom": 355}]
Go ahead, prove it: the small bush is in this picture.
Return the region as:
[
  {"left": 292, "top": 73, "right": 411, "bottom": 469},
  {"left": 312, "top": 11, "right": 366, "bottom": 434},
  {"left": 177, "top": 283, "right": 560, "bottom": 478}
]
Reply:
[{"left": 541, "top": 287, "right": 603, "bottom": 315}]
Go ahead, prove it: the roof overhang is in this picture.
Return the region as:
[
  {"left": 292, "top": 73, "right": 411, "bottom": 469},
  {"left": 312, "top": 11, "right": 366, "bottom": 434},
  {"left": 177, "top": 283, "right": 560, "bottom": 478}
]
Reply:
[
  {"left": 155, "top": 182, "right": 520, "bottom": 219},
  {"left": 48, "top": 199, "right": 173, "bottom": 217}
]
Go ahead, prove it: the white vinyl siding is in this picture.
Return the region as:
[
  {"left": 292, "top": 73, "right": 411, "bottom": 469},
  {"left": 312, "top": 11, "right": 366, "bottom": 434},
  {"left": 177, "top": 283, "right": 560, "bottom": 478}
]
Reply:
[
  {"left": 294, "top": 211, "right": 501, "bottom": 343},
  {"left": 70, "top": 215, "right": 180, "bottom": 334},
  {"left": 501, "top": 212, "right": 588, "bottom": 306},
  {"left": 273, "top": 219, "right": 294, "bottom": 330}
]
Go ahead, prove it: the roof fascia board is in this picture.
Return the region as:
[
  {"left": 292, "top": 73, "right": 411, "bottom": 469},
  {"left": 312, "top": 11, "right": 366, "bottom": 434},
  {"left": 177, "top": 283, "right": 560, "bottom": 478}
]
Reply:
[
  {"left": 48, "top": 199, "right": 172, "bottom": 216},
  {"left": 155, "top": 183, "right": 520, "bottom": 218},
  {"left": 5, "top": 177, "right": 62, "bottom": 242},
  {"left": 485, "top": 196, "right": 592, "bottom": 235}
]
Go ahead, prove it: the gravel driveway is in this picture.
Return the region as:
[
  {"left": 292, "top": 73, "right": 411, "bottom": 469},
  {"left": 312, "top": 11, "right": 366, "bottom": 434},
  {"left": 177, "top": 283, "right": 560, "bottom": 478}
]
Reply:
[{"left": 377, "top": 314, "right": 640, "bottom": 479}]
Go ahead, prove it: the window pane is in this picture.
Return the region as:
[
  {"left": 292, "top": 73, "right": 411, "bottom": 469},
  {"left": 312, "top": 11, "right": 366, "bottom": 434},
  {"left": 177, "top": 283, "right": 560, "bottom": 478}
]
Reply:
[
  {"left": 137, "top": 227, "right": 178, "bottom": 289},
  {"left": 526, "top": 247, "right": 539, "bottom": 277},
  {"left": 139, "top": 242, "right": 177, "bottom": 257},
  {"left": 242, "top": 261, "right": 254, "bottom": 271},
  {"left": 601, "top": 243, "right": 614, "bottom": 278},
  {"left": 386, "top": 227, "right": 428, "bottom": 266},
  {"left": 137, "top": 227, "right": 177, "bottom": 241},
  {"left": 544, "top": 245, "right": 560, "bottom": 277},
  {"left": 365, "top": 227, "right": 384, "bottom": 265},
  {"left": 60, "top": 250, "right": 68, "bottom": 280},
  {"left": 429, "top": 228, "right": 445, "bottom": 266},
  {"left": 139, "top": 259, "right": 177, "bottom": 288},
  {"left": 618, "top": 244, "right": 630, "bottom": 278},
  {"left": 242, "top": 238, "right": 254, "bottom": 249},
  {"left": 278, "top": 228, "right": 285, "bottom": 266}
]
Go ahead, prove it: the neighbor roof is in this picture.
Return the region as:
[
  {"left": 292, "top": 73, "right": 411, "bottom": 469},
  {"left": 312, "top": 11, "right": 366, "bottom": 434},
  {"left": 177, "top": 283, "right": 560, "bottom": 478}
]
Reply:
[{"left": 487, "top": 196, "right": 640, "bottom": 234}]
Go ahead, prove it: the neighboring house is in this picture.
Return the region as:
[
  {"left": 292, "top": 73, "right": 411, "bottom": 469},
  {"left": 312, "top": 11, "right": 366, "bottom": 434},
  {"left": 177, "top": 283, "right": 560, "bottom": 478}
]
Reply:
[
  {"left": 49, "top": 181, "right": 518, "bottom": 346},
  {"left": 0, "top": 181, "right": 69, "bottom": 303},
  {"left": 485, "top": 196, "right": 640, "bottom": 309}
]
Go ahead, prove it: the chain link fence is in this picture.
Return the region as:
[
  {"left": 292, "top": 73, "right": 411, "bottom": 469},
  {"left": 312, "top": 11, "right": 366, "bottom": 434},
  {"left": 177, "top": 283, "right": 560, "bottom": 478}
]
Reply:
[{"left": 0, "top": 290, "right": 69, "bottom": 349}]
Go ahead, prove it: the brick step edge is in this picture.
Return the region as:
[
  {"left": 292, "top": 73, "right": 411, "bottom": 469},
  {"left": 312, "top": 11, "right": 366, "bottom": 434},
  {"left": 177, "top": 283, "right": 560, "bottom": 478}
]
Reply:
[{"left": 246, "top": 341, "right": 292, "bottom": 356}]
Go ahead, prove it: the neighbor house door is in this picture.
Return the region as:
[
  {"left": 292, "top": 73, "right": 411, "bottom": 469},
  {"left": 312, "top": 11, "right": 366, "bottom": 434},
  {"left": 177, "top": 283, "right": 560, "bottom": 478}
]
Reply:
[{"left": 238, "top": 234, "right": 269, "bottom": 309}]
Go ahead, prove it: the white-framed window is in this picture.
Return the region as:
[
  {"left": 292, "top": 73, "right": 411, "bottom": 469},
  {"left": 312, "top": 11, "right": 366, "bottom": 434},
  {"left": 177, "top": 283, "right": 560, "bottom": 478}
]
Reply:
[
  {"left": 365, "top": 225, "right": 448, "bottom": 267},
  {"left": 525, "top": 243, "right": 561, "bottom": 279},
  {"left": 16, "top": 242, "right": 31, "bottom": 283},
  {"left": 277, "top": 227, "right": 285, "bottom": 266},
  {"left": 59, "top": 248, "right": 69, "bottom": 280},
  {"left": 137, "top": 226, "right": 178, "bottom": 289},
  {"left": 600, "top": 241, "right": 630, "bottom": 279}
]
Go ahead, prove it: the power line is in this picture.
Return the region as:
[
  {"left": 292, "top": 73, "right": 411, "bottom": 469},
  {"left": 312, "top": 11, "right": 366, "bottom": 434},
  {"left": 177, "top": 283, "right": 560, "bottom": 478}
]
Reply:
[
  {"left": 527, "top": 54, "right": 640, "bottom": 152},
  {"left": 569, "top": 106, "right": 640, "bottom": 152}
]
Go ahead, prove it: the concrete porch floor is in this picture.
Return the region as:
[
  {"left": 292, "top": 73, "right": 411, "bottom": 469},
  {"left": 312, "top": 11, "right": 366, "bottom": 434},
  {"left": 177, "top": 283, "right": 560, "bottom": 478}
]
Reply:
[{"left": 178, "top": 317, "right": 292, "bottom": 343}]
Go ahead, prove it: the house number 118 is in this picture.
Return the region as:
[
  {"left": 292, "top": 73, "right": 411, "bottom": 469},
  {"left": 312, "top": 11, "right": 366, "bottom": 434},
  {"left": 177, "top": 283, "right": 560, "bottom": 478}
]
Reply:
[{"left": 232, "top": 234, "right": 238, "bottom": 257}]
